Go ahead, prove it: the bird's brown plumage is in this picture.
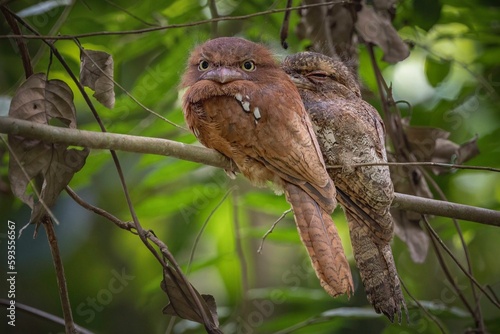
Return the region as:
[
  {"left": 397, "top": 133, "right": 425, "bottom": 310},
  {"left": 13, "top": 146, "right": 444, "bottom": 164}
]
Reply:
[
  {"left": 283, "top": 51, "right": 407, "bottom": 322},
  {"left": 181, "top": 37, "right": 353, "bottom": 297}
]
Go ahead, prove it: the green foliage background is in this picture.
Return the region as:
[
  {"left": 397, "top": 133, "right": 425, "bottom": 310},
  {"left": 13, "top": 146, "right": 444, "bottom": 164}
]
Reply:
[{"left": 1, "top": 1, "right": 499, "bottom": 333}]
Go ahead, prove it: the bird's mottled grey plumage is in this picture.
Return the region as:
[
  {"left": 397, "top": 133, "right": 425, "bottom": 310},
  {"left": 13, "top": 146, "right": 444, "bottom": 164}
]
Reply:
[{"left": 283, "top": 52, "right": 407, "bottom": 322}]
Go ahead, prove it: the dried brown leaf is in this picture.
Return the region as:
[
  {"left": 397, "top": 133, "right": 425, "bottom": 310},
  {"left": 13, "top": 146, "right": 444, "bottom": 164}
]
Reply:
[
  {"left": 355, "top": 2, "right": 410, "bottom": 63},
  {"left": 404, "top": 124, "right": 448, "bottom": 162},
  {"left": 433, "top": 136, "right": 479, "bottom": 169},
  {"left": 389, "top": 120, "right": 479, "bottom": 261},
  {"left": 8, "top": 73, "right": 89, "bottom": 224},
  {"left": 80, "top": 49, "right": 115, "bottom": 109},
  {"left": 389, "top": 154, "right": 432, "bottom": 263},
  {"left": 295, "top": 0, "right": 408, "bottom": 73},
  {"left": 161, "top": 268, "right": 219, "bottom": 329},
  {"left": 30, "top": 145, "right": 88, "bottom": 223},
  {"left": 8, "top": 138, "right": 51, "bottom": 208},
  {"left": 404, "top": 121, "right": 480, "bottom": 174},
  {"left": 373, "top": 0, "right": 397, "bottom": 10},
  {"left": 392, "top": 210, "right": 430, "bottom": 263},
  {"left": 295, "top": 0, "right": 358, "bottom": 71},
  {"left": 8, "top": 73, "right": 77, "bottom": 127}
]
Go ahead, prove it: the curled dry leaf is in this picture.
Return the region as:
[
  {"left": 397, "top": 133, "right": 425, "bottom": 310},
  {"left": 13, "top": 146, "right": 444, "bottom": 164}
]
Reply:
[
  {"left": 389, "top": 146, "right": 433, "bottom": 263},
  {"left": 355, "top": 0, "right": 410, "bottom": 63},
  {"left": 295, "top": 0, "right": 409, "bottom": 71},
  {"left": 389, "top": 119, "right": 479, "bottom": 262},
  {"left": 296, "top": 0, "right": 356, "bottom": 60},
  {"left": 80, "top": 49, "right": 115, "bottom": 109},
  {"left": 393, "top": 213, "right": 430, "bottom": 263},
  {"left": 8, "top": 73, "right": 89, "bottom": 225},
  {"left": 389, "top": 164, "right": 431, "bottom": 263},
  {"left": 8, "top": 73, "right": 77, "bottom": 127},
  {"left": 403, "top": 121, "right": 480, "bottom": 174},
  {"left": 161, "top": 268, "right": 220, "bottom": 332}
]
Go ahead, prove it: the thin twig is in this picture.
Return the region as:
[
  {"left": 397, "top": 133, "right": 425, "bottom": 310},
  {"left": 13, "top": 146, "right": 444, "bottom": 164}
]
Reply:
[
  {"left": 421, "top": 169, "right": 485, "bottom": 330},
  {"left": 1, "top": 7, "right": 32, "bottom": 78},
  {"left": 232, "top": 190, "right": 250, "bottom": 316},
  {"left": 42, "top": 216, "right": 77, "bottom": 333},
  {"left": 279, "top": 0, "right": 293, "bottom": 49},
  {"left": 207, "top": 0, "right": 219, "bottom": 37},
  {"left": 273, "top": 316, "right": 321, "bottom": 334},
  {"left": 65, "top": 186, "right": 137, "bottom": 232},
  {"left": 257, "top": 209, "right": 292, "bottom": 254},
  {"left": 399, "top": 279, "right": 448, "bottom": 334},
  {"left": 424, "top": 217, "right": 475, "bottom": 318},
  {"left": 273, "top": 308, "right": 380, "bottom": 334},
  {"left": 165, "top": 316, "right": 176, "bottom": 334},
  {"left": 422, "top": 216, "right": 500, "bottom": 309},
  {"left": 77, "top": 44, "right": 187, "bottom": 131},
  {"left": 187, "top": 187, "right": 234, "bottom": 274},
  {"left": 0, "top": 1, "right": 351, "bottom": 40},
  {"left": 486, "top": 285, "right": 500, "bottom": 305},
  {"left": 23, "top": 2, "right": 74, "bottom": 94},
  {"left": 0, "top": 299, "right": 94, "bottom": 334},
  {"left": 104, "top": 0, "right": 158, "bottom": 27}
]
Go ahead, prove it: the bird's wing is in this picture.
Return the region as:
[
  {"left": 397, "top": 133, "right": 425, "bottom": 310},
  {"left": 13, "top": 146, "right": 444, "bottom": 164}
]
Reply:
[
  {"left": 249, "top": 80, "right": 337, "bottom": 212},
  {"left": 183, "top": 78, "right": 337, "bottom": 213},
  {"left": 307, "top": 99, "right": 394, "bottom": 240}
]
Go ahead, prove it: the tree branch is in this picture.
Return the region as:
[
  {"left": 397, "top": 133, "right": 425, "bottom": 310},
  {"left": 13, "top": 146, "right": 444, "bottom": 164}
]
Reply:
[
  {"left": 1, "top": 7, "right": 32, "bottom": 78},
  {"left": 1, "top": 116, "right": 499, "bottom": 226},
  {"left": 42, "top": 216, "right": 77, "bottom": 334},
  {"left": 0, "top": 116, "right": 226, "bottom": 167},
  {"left": 0, "top": 299, "right": 94, "bottom": 334},
  {"left": 392, "top": 193, "right": 498, "bottom": 226},
  {"left": 0, "top": 1, "right": 350, "bottom": 40}
]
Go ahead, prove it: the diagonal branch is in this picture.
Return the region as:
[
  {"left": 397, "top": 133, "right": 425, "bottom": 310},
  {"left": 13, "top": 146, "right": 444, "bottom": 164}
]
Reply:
[
  {"left": 1, "top": 7, "right": 32, "bottom": 78},
  {"left": 0, "top": 299, "right": 94, "bottom": 334},
  {"left": 42, "top": 216, "right": 77, "bottom": 333},
  {"left": 1, "top": 116, "right": 499, "bottom": 226}
]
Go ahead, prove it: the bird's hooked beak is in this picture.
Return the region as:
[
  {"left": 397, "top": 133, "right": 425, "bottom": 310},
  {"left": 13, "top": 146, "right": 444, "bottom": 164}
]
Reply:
[
  {"left": 288, "top": 73, "right": 315, "bottom": 91},
  {"left": 202, "top": 67, "right": 246, "bottom": 84}
]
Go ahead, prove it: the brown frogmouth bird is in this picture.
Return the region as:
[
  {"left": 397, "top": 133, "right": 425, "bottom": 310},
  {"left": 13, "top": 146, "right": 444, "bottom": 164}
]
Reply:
[
  {"left": 283, "top": 52, "right": 407, "bottom": 322},
  {"left": 181, "top": 37, "right": 353, "bottom": 297}
]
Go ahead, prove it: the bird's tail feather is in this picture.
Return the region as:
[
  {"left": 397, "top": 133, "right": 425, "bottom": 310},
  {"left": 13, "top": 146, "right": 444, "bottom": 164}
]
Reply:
[
  {"left": 345, "top": 207, "right": 407, "bottom": 322},
  {"left": 285, "top": 182, "right": 353, "bottom": 297}
]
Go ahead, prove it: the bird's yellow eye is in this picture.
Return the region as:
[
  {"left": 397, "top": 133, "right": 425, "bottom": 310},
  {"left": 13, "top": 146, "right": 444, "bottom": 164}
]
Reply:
[
  {"left": 242, "top": 60, "right": 256, "bottom": 71},
  {"left": 198, "top": 60, "right": 210, "bottom": 71}
]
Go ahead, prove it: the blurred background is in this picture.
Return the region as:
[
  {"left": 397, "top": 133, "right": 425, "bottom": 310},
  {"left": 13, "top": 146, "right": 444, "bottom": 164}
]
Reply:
[{"left": 1, "top": 1, "right": 499, "bottom": 333}]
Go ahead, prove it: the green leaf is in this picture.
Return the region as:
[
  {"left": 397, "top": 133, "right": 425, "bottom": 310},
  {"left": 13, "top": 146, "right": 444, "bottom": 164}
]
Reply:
[
  {"left": 413, "top": 0, "right": 443, "bottom": 31},
  {"left": 425, "top": 56, "right": 452, "bottom": 87}
]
